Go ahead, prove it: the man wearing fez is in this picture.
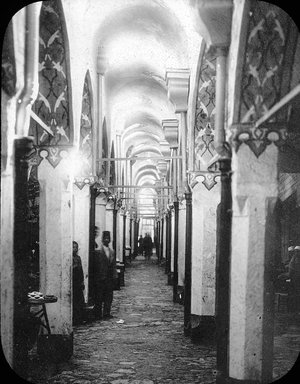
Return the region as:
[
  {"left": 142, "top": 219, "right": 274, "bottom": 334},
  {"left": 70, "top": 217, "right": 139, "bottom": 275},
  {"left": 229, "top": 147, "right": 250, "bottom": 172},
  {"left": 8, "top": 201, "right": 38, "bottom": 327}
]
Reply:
[{"left": 93, "top": 231, "right": 117, "bottom": 320}]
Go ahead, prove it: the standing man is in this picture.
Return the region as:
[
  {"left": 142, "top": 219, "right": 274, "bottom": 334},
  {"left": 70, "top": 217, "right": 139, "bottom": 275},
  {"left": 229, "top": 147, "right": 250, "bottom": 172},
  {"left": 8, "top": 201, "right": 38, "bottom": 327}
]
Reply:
[
  {"left": 72, "top": 241, "right": 85, "bottom": 325},
  {"left": 93, "top": 231, "right": 117, "bottom": 320}
]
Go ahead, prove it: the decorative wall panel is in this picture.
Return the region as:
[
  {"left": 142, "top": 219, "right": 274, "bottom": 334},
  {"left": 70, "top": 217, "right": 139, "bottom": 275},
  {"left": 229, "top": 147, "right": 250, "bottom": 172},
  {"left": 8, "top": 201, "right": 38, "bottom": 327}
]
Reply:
[
  {"left": 192, "top": 47, "right": 219, "bottom": 190},
  {"left": 232, "top": 1, "right": 300, "bottom": 158},
  {"left": 1, "top": 21, "right": 16, "bottom": 97},
  {"left": 194, "top": 49, "right": 216, "bottom": 172},
  {"left": 29, "top": 0, "right": 71, "bottom": 151}
]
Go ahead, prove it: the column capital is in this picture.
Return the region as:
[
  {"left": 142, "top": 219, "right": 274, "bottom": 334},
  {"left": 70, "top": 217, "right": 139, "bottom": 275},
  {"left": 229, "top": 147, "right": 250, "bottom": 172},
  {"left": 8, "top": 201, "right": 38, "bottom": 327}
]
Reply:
[
  {"left": 165, "top": 69, "right": 190, "bottom": 112},
  {"left": 162, "top": 119, "right": 179, "bottom": 149}
]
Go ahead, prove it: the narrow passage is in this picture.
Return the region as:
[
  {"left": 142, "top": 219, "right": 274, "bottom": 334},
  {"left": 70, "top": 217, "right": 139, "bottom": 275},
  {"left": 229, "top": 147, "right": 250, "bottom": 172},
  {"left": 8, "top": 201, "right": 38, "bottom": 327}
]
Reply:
[{"left": 29, "top": 255, "right": 217, "bottom": 384}]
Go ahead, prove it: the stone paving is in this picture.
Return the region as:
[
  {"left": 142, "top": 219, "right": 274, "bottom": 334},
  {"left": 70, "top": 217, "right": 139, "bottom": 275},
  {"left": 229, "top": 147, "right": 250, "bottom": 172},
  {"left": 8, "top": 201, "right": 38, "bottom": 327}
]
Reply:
[
  {"left": 28, "top": 256, "right": 217, "bottom": 384},
  {"left": 27, "top": 255, "right": 300, "bottom": 384}
]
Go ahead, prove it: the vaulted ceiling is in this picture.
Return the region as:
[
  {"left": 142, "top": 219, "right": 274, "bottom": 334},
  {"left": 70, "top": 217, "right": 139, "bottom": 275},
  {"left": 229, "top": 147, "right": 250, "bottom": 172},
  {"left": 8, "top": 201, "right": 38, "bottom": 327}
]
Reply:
[{"left": 94, "top": 0, "right": 201, "bottom": 215}]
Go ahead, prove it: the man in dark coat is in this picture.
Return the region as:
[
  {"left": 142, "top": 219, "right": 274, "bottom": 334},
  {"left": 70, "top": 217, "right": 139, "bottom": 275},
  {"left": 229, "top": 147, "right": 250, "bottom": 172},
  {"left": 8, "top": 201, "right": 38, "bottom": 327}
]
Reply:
[
  {"left": 93, "top": 231, "right": 117, "bottom": 320},
  {"left": 72, "top": 241, "right": 85, "bottom": 324}
]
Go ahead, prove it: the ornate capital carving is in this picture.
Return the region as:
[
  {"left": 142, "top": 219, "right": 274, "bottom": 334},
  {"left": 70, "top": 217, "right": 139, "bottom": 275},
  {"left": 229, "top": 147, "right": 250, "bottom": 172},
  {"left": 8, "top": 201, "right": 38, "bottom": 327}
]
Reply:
[
  {"left": 74, "top": 176, "right": 97, "bottom": 190},
  {"left": 38, "top": 146, "right": 70, "bottom": 168},
  {"left": 189, "top": 171, "right": 221, "bottom": 191},
  {"left": 230, "top": 123, "right": 288, "bottom": 157},
  {"left": 162, "top": 119, "right": 179, "bottom": 149},
  {"left": 165, "top": 69, "right": 190, "bottom": 112}
]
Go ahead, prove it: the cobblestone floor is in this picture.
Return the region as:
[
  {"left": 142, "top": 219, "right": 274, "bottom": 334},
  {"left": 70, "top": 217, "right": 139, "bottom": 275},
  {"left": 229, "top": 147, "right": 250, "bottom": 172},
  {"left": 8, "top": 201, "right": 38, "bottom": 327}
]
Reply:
[{"left": 26, "top": 255, "right": 300, "bottom": 384}]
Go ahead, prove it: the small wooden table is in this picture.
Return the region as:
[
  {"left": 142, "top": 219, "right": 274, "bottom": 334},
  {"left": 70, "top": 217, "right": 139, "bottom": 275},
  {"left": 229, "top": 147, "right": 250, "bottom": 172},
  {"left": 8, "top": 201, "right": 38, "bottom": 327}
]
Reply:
[{"left": 28, "top": 296, "right": 57, "bottom": 334}]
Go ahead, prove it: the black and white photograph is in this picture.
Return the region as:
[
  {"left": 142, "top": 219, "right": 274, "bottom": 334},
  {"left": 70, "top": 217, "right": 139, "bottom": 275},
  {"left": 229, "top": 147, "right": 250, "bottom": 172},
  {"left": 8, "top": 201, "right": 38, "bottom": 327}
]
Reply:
[{"left": 1, "top": 1, "right": 300, "bottom": 383}]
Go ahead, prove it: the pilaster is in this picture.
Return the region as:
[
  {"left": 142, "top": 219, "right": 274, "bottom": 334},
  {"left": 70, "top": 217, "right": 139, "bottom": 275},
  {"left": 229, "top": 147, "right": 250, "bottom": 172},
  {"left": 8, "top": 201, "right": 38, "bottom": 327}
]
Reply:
[
  {"left": 178, "top": 199, "right": 186, "bottom": 288},
  {"left": 228, "top": 145, "right": 278, "bottom": 382},
  {"left": 38, "top": 149, "right": 73, "bottom": 356},
  {"left": 190, "top": 176, "right": 220, "bottom": 341}
]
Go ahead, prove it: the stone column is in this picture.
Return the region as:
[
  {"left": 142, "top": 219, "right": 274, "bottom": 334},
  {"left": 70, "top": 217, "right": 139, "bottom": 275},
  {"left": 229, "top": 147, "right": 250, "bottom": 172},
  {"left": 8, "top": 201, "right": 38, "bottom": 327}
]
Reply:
[
  {"left": 184, "top": 186, "right": 193, "bottom": 336},
  {"left": 73, "top": 184, "right": 90, "bottom": 303},
  {"left": 95, "top": 191, "right": 107, "bottom": 245},
  {"left": 38, "top": 149, "right": 73, "bottom": 357},
  {"left": 178, "top": 200, "right": 186, "bottom": 292},
  {"left": 123, "top": 212, "right": 127, "bottom": 263},
  {"left": 125, "top": 214, "right": 130, "bottom": 254},
  {"left": 190, "top": 175, "right": 220, "bottom": 341},
  {"left": 13, "top": 138, "right": 35, "bottom": 377},
  {"left": 117, "top": 210, "right": 124, "bottom": 262},
  {"left": 113, "top": 206, "right": 118, "bottom": 254},
  {"left": 228, "top": 145, "right": 278, "bottom": 383},
  {"left": 162, "top": 215, "right": 167, "bottom": 261},
  {"left": 1, "top": 108, "right": 15, "bottom": 369},
  {"left": 129, "top": 217, "right": 133, "bottom": 251},
  {"left": 170, "top": 208, "right": 175, "bottom": 284},
  {"left": 173, "top": 201, "right": 179, "bottom": 302},
  {"left": 165, "top": 211, "right": 172, "bottom": 279}
]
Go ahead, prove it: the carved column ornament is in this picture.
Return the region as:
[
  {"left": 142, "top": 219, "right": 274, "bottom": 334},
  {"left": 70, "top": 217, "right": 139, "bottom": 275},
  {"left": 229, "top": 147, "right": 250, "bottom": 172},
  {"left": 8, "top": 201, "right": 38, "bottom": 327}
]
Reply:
[
  {"left": 74, "top": 176, "right": 97, "bottom": 190},
  {"left": 165, "top": 69, "right": 190, "bottom": 113},
  {"left": 230, "top": 122, "right": 288, "bottom": 157},
  {"left": 162, "top": 119, "right": 178, "bottom": 149},
  {"left": 189, "top": 171, "right": 221, "bottom": 191}
]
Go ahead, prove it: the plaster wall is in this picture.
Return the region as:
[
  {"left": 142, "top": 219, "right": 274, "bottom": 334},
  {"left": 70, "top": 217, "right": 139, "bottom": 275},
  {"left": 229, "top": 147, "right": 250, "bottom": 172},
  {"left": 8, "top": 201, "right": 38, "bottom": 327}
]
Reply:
[
  {"left": 229, "top": 144, "right": 278, "bottom": 381},
  {"left": 191, "top": 180, "right": 220, "bottom": 316},
  {"left": 38, "top": 157, "right": 73, "bottom": 334}
]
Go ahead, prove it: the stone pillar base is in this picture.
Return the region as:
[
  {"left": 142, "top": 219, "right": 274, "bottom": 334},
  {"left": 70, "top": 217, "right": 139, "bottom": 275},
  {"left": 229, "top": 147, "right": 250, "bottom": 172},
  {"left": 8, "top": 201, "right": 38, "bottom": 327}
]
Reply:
[
  {"left": 37, "top": 333, "right": 73, "bottom": 362},
  {"left": 190, "top": 314, "right": 216, "bottom": 343}
]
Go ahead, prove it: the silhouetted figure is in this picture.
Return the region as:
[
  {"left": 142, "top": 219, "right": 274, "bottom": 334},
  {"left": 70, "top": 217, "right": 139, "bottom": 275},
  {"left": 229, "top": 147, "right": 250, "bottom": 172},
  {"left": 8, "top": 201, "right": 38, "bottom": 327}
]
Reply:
[
  {"left": 143, "top": 233, "right": 153, "bottom": 261},
  {"left": 93, "top": 231, "right": 117, "bottom": 320},
  {"left": 73, "top": 241, "right": 85, "bottom": 324},
  {"left": 138, "top": 235, "right": 144, "bottom": 255}
]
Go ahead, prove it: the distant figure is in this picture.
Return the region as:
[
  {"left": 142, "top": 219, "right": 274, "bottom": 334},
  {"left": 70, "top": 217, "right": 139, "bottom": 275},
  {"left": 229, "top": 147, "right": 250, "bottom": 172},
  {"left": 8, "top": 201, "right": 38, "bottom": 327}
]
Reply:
[
  {"left": 138, "top": 235, "right": 144, "bottom": 255},
  {"left": 72, "top": 241, "right": 85, "bottom": 325},
  {"left": 143, "top": 233, "right": 153, "bottom": 261},
  {"left": 93, "top": 231, "right": 118, "bottom": 320}
]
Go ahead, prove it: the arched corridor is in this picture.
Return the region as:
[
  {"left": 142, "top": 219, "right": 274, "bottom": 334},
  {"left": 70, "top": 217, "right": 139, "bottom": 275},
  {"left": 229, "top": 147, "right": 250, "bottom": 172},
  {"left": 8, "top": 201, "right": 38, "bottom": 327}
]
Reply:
[{"left": 1, "top": 1, "right": 300, "bottom": 383}]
